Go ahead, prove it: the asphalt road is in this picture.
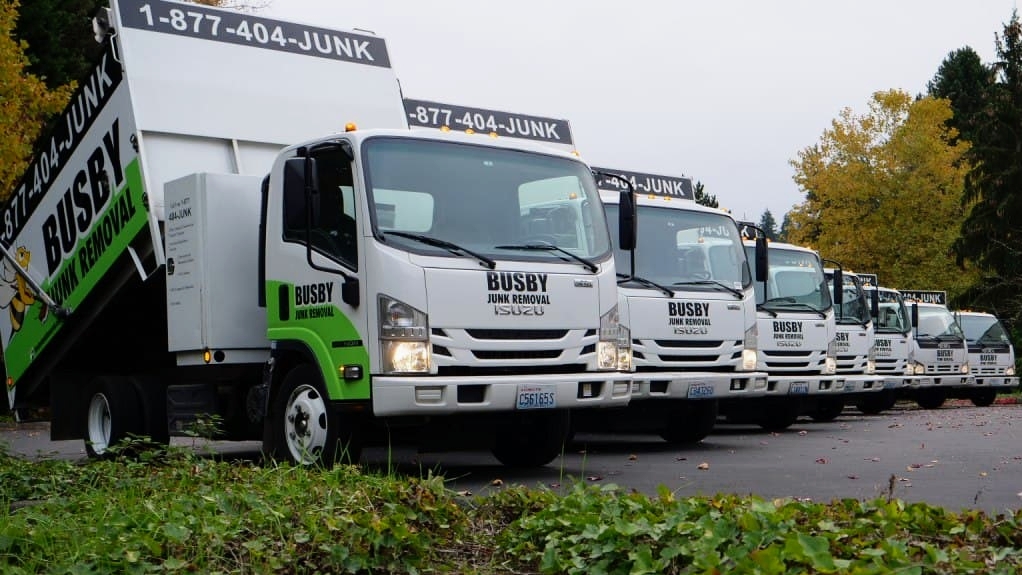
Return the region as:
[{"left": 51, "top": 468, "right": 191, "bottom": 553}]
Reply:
[{"left": 3, "top": 402, "right": 1021, "bottom": 515}]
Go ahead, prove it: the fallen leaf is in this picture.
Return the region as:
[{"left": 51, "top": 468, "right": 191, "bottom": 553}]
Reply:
[
  {"left": 490, "top": 479, "right": 503, "bottom": 486},
  {"left": 847, "top": 475, "right": 859, "bottom": 480},
  {"left": 888, "top": 423, "right": 903, "bottom": 429},
  {"left": 697, "top": 462, "right": 710, "bottom": 470},
  {"left": 798, "top": 430, "right": 808, "bottom": 436},
  {"left": 865, "top": 457, "right": 880, "bottom": 462},
  {"left": 980, "top": 472, "right": 988, "bottom": 477},
  {"left": 549, "top": 482, "right": 561, "bottom": 489},
  {"left": 675, "top": 456, "right": 688, "bottom": 461},
  {"left": 628, "top": 454, "right": 638, "bottom": 461},
  {"left": 759, "top": 441, "right": 769, "bottom": 445},
  {"left": 816, "top": 458, "right": 828, "bottom": 464},
  {"left": 908, "top": 463, "right": 922, "bottom": 469},
  {"left": 587, "top": 475, "right": 603, "bottom": 481},
  {"left": 456, "top": 490, "right": 472, "bottom": 497}
]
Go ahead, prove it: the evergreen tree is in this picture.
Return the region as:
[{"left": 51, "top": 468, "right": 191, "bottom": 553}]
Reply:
[
  {"left": 758, "top": 209, "right": 778, "bottom": 240},
  {"left": 778, "top": 212, "right": 791, "bottom": 242},
  {"left": 928, "top": 47, "right": 994, "bottom": 146},
  {"left": 693, "top": 180, "right": 718, "bottom": 208},
  {"left": 953, "top": 11, "right": 1022, "bottom": 320}
]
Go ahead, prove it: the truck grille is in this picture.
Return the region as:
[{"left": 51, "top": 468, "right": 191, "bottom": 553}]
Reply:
[
  {"left": 634, "top": 338, "right": 742, "bottom": 370},
  {"left": 464, "top": 329, "right": 569, "bottom": 340},
  {"left": 431, "top": 327, "right": 595, "bottom": 370}
]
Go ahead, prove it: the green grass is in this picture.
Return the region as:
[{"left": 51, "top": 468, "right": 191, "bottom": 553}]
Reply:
[{"left": 2, "top": 442, "right": 1022, "bottom": 574}]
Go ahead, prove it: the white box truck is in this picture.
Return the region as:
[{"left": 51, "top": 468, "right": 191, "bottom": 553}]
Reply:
[
  {"left": 724, "top": 238, "right": 841, "bottom": 430},
  {"left": 817, "top": 268, "right": 883, "bottom": 421},
  {"left": 957, "top": 310, "right": 1019, "bottom": 406},
  {"left": 0, "top": 0, "right": 633, "bottom": 467},
  {"left": 898, "top": 291, "right": 972, "bottom": 409},
  {"left": 856, "top": 284, "right": 918, "bottom": 414}
]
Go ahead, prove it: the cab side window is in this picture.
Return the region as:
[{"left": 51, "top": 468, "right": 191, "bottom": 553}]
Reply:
[{"left": 283, "top": 148, "right": 358, "bottom": 270}]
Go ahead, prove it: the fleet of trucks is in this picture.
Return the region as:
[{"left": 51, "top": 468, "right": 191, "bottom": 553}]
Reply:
[
  {"left": 1, "top": 0, "right": 1017, "bottom": 467},
  {"left": 1, "top": 0, "right": 634, "bottom": 467}
]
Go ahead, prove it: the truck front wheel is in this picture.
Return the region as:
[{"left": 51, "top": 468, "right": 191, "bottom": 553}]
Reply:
[
  {"left": 266, "top": 364, "right": 361, "bottom": 466},
  {"left": 492, "top": 410, "right": 570, "bottom": 468},
  {"left": 971, "top": 389, "right": 997, "bottom": 407},
  {"left": 660, "top": 400, "right": 718, "bottom": 444},
  {"left": 915, "top": 389, "right": 947, "bottom": 410},
  {"left": 84, "top": 376, "right": 144, "bottom": 458},
  {"left": 756, "top": 399, "right": 801, "bottom": 431},
  {"left": 810, "top": 398, "right": 845, "bottom": 422}
]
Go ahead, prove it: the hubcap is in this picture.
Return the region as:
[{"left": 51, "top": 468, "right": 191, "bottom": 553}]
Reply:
[
  {"left": 284, "top": 384, "right": 329, "bottom": 464},
  {"left": 86, "top": 393, "right": 112, "bottom": 454}
]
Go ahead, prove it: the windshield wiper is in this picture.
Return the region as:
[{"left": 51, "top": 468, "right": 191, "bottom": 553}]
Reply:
[
  {"left": 762, "top": 301, "right": 826, "bottom": 318},
  {"left": 617, "top": 273, "right": 673, "bottom": 297},
  {"left": 383, "top": 231, "right": 496, "bottom": 269},
  {"left": 672, "top": 280, "right": 743, "bottom": 299},
  {"left": 495, "top": 243, "right": 598, "bottom": 273}
]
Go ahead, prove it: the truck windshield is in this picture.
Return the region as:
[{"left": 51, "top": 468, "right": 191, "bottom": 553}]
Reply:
[
  {"left": 604, "top": 204, "right": 750, "bottom": 291},
  {"left": 827, "top": 274, "right": 871, "bottom": 325},
  {"left": 875, "top": 289, "right": 911, "bottom": 334},
  {"left": 916, "top": 306, "right": 965, "bottom": 340},
  {"left": 960, "top": 315, "right": 1011, "bottom": 346},
  {"left": 745, "top": 246, "right": 830, "bottom": 312},
  {"left": 363, "top": 137, "right": 611, "bottom": 263}
]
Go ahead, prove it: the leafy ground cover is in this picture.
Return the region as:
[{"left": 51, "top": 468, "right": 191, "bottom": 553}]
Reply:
[{"left": 2, "top": 441, "right": 1022, "bottom": 574}]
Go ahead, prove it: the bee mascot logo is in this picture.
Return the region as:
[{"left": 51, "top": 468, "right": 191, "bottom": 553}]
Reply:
[{"left": 0, "top": 247, "right": 49, "bottom": 340}]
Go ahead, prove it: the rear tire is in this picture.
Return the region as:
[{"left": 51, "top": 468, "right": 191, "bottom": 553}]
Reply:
[
  {"left": 265, "top": 364, "right": 361, "bottom": 466},
  {"left": 84, "top": 376, "right": 144, "bottom": 458},
  {"left": 660, "top": 400, "right": 718, "bottom": 444},
  {"left": 916, "top": 389, "right": 947, "bottom": 410},
  {"left": 971, "top": 389, "right": 997, "bottom": 407},
  {"left": 810, "top": 398, "right": 844, "bottom": 422},
  {"left": 492, "top": 410, "right": 570, "bottom": 468}
]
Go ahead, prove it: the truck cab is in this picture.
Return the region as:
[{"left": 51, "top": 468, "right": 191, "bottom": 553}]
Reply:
[
  {"left": 574, "top": 170, "right": 767, "bottom": 443},
  {"left": 958, "top": 311, "right": 1019, "bottom": 406},
  {"left": 901, "top": 295, "right": 972, "bottom": 409},
  {"left": 856, "top": 285, "right": 917, "bottom": 414},
  {"left": 727, "top": 240, "right": 840, "bottom": 430}
]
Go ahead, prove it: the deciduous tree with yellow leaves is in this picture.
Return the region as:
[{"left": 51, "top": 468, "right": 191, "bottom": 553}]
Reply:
[
  {"left": 786, "top": 89, "right": 979, "bottom": 296},
  {"left": 0, "top": 0, "right": 72, "bottom": 202}
]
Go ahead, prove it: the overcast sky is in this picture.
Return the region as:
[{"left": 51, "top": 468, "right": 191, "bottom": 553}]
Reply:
[{"left": 266, "top": 1, "right": 1015, "bottom": 224}]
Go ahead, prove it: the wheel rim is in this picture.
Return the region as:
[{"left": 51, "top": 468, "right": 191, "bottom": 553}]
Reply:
[
  {"left": 284, "top": 384, "right": 329, "bottom": 465},
  {"left": 86, "top": 393, "right": 112, "bottom": 454}
]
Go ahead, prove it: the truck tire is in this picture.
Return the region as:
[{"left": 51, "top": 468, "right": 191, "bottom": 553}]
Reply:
[
  {"left": 810, "top": 398, "right": 844, "bottom": 422},
  {"left": 660, "top": 400, "right": 718, "bottom": 444},
  {"left": 492, "top": 410, "right": 570, "bottom": 468},
  {"left": 266, "top": 364, "right": 361, "bottom": 466},
  {"left": 971, "top": 389, "right": 997, "bottom": 407},
  {"left": 756, "top": 399, "right": 800, "bottom": 431},
  {"left": 857, "top": 391, "right": 896, "bottom": 415},
  {"left": 916, "top": 389, "right": 947, "bottom": 410},
  {"left": 84, "top": 376, "right": 144, "bottom": 458}
]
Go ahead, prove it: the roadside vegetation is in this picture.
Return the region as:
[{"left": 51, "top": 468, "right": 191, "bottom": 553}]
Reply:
[{"left": 2, "top": 441, "right": 1022, "bottom": 574}]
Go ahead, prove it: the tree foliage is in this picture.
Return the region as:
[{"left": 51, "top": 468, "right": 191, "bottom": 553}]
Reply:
[
  {"left": 758, "top": 209, "right": 778, "bottom": 240},
  {"left": 694, "top": 180, "right": 718, "bottom": 208},
  {"left": 953, "top": 11, "right": 1022, "bottom": 320},
  {"left": 0, "top": 0, "right": 73, "bottom": 202},
  {"left": 927, "top": 47, "right": 994, "bottom": 146},
  {"left": 787, "top": 89, "right": 978, "bottom": 295},
  {"left": 777, "top": 212, "right": 791, "bottom": 242}
]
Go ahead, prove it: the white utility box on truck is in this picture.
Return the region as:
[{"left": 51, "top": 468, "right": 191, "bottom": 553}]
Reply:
[{"left": 1, "top": 0, "right": 633, "bottom": 467}]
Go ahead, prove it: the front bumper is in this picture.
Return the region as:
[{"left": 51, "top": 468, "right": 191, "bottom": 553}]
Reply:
[
  {"left": 372, "top": 372, "right": 633, "bottom": 416},
  {"left": 630, "top": 371, "right": 769, "bottom": 400},
  {"left": 839, "top": 374, "right": 885, "bottom": 394},
  {"left": 973, "top": 376, "right": 1020, "bottom": 389}
]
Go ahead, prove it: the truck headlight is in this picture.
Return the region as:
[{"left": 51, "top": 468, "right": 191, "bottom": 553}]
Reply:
[
  {"left": 741, "top": 324, "right": 758, "bottom": 371},
  {"left": 960, "top": 363, "right": 970, "bottom": 375},
  {"left": 1008, "top": 366, "right": 1016, "bottom": 376},
  {"left": 379, "top": 295, "right": 430, "bottom": 374},
  {"left": 598, "top": 305, "right": 622, "bottom": 371},
  {"left": 867, "top": 345, "right": 876, "bottom": 375},
  {"left": 824, "top": 338, "right": 837, "bottom": 375},
  {"left": 913, "top": 361, "right": 925, "bottom": 375},
  {"left": 617, "top": 325, "right": 633, "bottom": 372}
]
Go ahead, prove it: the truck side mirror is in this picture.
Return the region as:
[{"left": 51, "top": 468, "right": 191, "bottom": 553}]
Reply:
[
  {"left": 754, "top": 236, "right": 768, "bottom": 283},
  {"left": 617, "top": 190, "right": 637, "bottom": 251},
  {"left": 870, "top": 289, "right": 879, "bottom": 319},
  {"left": 283, "top": 157, "right": 320, "bottom": 230},
  {"left": 832, "top": 269, "right": 843, "bottom": 308},
  {"left": 911, "top": 302, "right": 919, "bottom": 329}
]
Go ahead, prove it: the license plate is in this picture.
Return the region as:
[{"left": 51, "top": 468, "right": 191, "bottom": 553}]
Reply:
[
  {"left": 516, "top": 385, "right": 557, "bottom": 410},
  {"left": 789, "top": 381, "right": 810, "bottom": 395},
  {"left": 845, "top": 381, "right": 856, "bottom": 392},
  {"left": 884, "top": 379, "right": 898, "bottom": 390},
  {"left": 687, "top": 383, "right": 715, "bottom": 399}
]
